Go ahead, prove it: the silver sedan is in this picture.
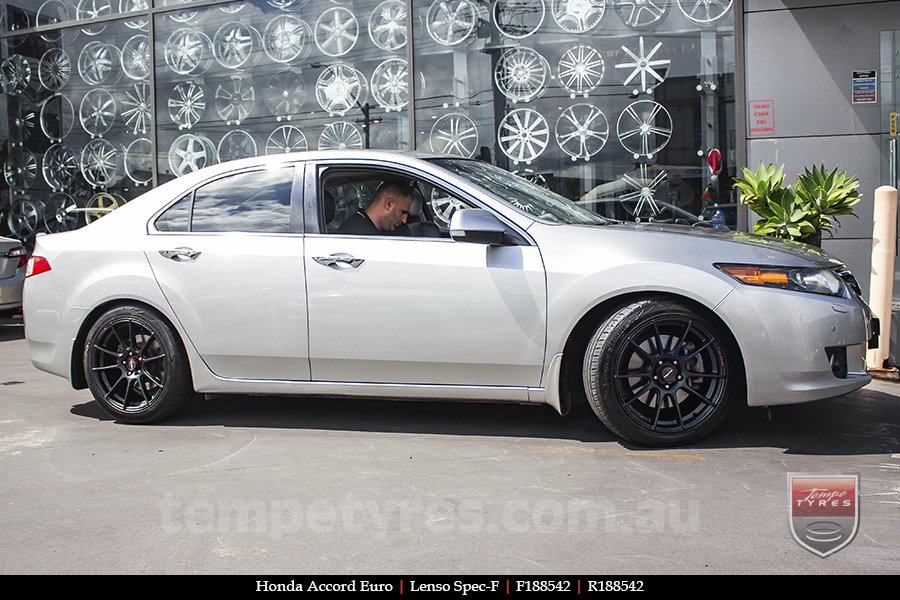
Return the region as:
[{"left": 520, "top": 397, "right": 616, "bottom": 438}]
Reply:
[{"left": 23, "top": 151, "right": 874, "bottom": 446}]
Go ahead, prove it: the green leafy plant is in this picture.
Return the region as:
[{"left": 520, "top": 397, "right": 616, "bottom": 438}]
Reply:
[
  {"left": 792, "top": 164, "right": 862, "bottom": 233},
  {"left": 733, "top": 163, "right": 862, "bottom": 244}
]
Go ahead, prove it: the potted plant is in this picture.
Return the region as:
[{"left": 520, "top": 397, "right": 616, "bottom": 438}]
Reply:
[{"left": 733, "top": 163, "right": 862, "bottom": 246}]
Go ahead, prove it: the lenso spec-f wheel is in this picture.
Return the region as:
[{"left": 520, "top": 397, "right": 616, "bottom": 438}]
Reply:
[
  {"left": 583, "top": 299, "right": 737, "bottom": 446},
  {"left": 84, "top": 304, "right": 194, "bottom": 424}
]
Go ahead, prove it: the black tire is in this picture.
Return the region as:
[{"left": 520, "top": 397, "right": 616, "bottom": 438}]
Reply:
[
  {"left": 83, "top": 304, "right": 193, "bottom": 423},
  {"left": 583, "top": 299, "right": 738, "bottom": 446}
]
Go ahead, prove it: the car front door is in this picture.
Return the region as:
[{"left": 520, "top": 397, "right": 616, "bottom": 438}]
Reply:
[
  {"left": 304, "top": 162, "right": 547, "bottom": 388},
  {"left": 144, "top": 165, "right": 310, "bottom": 381}
]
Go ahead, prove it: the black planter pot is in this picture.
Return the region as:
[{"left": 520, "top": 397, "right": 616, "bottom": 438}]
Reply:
[{"left": 801, "top": 231, "right": 822, "bottom": 247}]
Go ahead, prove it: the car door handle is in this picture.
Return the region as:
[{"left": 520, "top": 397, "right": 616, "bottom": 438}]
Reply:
[
  {"left": 313, "top": 254, "right": 365, "bottom": 269},
  {"left": 159, "top": 247, "right": 201, "bottom": 262}
]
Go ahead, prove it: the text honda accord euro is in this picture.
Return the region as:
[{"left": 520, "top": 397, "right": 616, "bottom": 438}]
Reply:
[{"left": 24, "top": 151, "right": 874, "bottom": 446}]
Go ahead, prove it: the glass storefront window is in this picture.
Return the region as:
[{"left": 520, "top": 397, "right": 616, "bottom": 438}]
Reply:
[
  {"left": 2, "top": 15, "right": 154, "bottom": 239},
  {"left": 153, "top": 0, "right": 409, "bottom": 184},
  {"left": 0, "top": 0, "right": 734, "bottom": 242},
  {"left": 412, "top": 0, "right": 737, "bottom": 227}
]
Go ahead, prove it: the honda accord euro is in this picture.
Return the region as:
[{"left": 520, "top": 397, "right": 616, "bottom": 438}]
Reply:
[{"left": 24, "top": 151, "right": 874, "bottom": 446}]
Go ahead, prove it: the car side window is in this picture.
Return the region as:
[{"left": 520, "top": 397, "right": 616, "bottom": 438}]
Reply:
[
  {"left": 155, "top": 193, "right": 192, "bottom": 232},
  {"left": 414, "top": 181, "right": 470, "bottom": 230},
  {"left": 190, "top": 168, "right": 294, "bottom": 233},
  {"left": 320, "top": 168, "right": 475, "bottom": 238}
]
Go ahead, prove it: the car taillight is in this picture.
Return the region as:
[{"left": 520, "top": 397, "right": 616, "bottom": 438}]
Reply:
[
  {"left": 7, "top": 246, "right": 26, "bottom": 268},
  {"left": 26, "top": 256, "right": 51, "bottom": 278}
]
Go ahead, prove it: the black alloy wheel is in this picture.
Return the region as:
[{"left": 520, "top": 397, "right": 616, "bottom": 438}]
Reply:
[
  {"left": 84, "top": 304, "right": 193, "bottom": 423},
  {"left": 584, "top": 299, "right": 738, "bottom": 446}
]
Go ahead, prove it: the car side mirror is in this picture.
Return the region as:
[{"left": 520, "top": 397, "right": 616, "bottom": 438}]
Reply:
[{"left": 449, "top": 209, "right": 507, "bottom": 245}]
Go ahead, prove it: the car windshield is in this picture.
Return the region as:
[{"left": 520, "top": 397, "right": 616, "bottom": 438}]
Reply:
[{"left": 429, "top": 158, "right": 609, "bottom": 225}]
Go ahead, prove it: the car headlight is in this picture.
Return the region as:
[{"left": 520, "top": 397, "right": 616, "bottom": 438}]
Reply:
[{"left": 714, "top": 264, "right": 845, "bottom": 296}]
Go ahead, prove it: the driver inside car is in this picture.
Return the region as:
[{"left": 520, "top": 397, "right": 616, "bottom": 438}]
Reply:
[{"left": 337, "top": 178, "right": 413, "bottom": 236}]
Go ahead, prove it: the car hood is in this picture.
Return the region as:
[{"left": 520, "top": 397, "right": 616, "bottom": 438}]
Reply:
[{"left": 599, "top": 222, "right": 841, "bottom": 268}]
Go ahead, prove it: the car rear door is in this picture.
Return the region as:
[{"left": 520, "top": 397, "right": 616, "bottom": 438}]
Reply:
[
  {"left": 143, "top": 164, "right": 310, "bottom": 380},
  {"left": 303, "top": 160, "right": 547, "bottom": 388}
]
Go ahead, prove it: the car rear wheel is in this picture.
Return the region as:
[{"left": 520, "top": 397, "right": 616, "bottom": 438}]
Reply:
[
  {"left": 84, "top": 304, "right": 193, "bottom": 423},
  {"left": 583, "top": 299, "right": 737, "bottom": 446}
]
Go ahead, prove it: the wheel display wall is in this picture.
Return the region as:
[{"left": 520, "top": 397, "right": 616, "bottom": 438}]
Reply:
[{"left": 0, "top": 0, "right": 736, "bottom": 242}]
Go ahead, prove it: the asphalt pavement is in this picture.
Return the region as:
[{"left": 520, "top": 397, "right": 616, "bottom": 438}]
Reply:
[{"left": 0, "top": 316, "right": 898, "bottom": 574}]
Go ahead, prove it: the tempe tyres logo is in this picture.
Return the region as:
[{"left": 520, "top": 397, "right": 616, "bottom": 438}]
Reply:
[{"left": 788, "top": 474, "right": 859, "bottom": 557}]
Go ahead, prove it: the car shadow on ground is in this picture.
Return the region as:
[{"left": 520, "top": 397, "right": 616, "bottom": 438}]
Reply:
[{"left": 70, "top": 384, "right": 900, "bottom": 456}]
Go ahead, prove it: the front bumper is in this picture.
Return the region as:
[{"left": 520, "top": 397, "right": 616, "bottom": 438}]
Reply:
[{"left": 716, "top": 286, "right": 871, "bottom": 407}]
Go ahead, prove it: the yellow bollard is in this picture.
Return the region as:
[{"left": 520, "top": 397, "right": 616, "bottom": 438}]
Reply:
[{"left": 867, "top": 185, "right": 898, "bottom": 369}]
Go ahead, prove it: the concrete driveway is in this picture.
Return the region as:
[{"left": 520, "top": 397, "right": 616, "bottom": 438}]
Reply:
[{"left": 0, "top": 318, "right": 898, "bottom": 574}]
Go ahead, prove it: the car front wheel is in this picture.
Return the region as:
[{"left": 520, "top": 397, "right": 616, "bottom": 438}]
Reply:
[
  {"left": 583, "top": 299, "right": 738, "bottom": 446},
  {"left": 83, "top": 304, "right": 193, "bottom": 423}
]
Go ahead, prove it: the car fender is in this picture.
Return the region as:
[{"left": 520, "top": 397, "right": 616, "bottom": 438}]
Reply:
[
  {"left": 47, "top": 247, "right": 214, "bottom": 389},
  {"left": 543, "top": 261, "right": 739, "bottom": 384}
]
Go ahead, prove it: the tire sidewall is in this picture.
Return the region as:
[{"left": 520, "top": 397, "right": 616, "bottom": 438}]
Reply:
[
  {"left": 585, "top": 299, "right": 738, "bottom": 446},
  {"left": 83, "top": 304, "right": 189, "bottom": 423}
]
